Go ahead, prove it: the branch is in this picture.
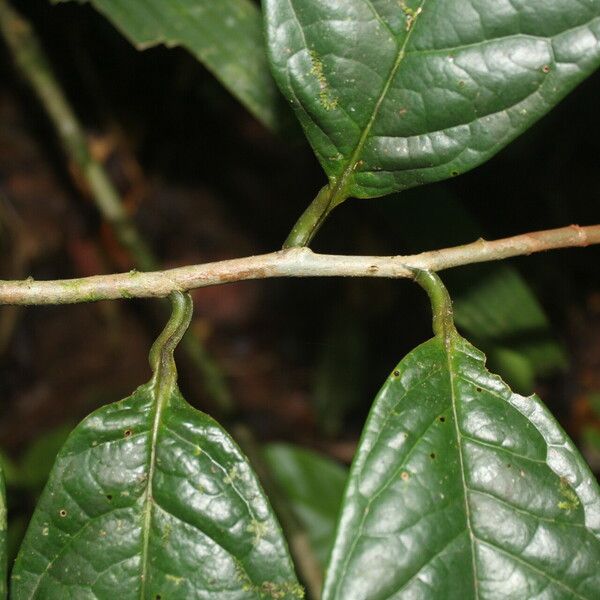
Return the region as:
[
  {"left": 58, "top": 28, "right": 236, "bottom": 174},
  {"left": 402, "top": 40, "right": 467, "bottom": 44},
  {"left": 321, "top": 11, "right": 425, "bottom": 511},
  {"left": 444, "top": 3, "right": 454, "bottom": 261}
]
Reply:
[
  {"left": 0, "top": 0, "right": 154, "bottom": 269},
  {"left": 1, "top": 224, "right": 597, "bottom": 305},
  {"left": 0, "top": 0, "right": 232, "bottom": 413}
]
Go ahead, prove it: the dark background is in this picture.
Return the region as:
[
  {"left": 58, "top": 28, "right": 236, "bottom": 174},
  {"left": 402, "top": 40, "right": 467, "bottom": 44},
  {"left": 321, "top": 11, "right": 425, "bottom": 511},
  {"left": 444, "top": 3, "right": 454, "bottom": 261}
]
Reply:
[{"left": 1, "top": 0, "right": 599, "bottom": 560}]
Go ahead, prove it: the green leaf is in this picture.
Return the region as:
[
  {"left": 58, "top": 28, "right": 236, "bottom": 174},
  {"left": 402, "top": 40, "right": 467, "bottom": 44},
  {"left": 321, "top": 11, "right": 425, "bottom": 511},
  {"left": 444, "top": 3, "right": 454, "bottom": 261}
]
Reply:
[
  {"left": 453, "top": 266, "right": 568, "bottom": 388},
  {"left": 0, "top": 462, "right": 6, "bottom": 600},
  {"left": 11, "top": 293, "right": 302, "bottom": 599},
  {"left": 54, "top": 0, "right": 290, "bottom": 132},
  {"left": 264, "top": 444, "right": 347, "bottom": 569},
  {"left": 323, "top": 272, "right": 600, "bottom": 599},
  {"left": 265, "top": 0, "right": 600, "bottom": 203},
  {"left": 313, "top": 307, "right": 367, "bottom": 435},
  {"left": 18, "top": 424, "right": 73, "bottom": 490}
]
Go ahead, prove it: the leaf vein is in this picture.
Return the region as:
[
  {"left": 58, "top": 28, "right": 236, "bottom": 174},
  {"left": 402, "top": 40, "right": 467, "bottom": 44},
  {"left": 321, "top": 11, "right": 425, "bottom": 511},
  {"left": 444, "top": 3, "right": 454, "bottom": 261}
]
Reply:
[{"left": 476, "top": 538, "right": 588, "bottom": 600}]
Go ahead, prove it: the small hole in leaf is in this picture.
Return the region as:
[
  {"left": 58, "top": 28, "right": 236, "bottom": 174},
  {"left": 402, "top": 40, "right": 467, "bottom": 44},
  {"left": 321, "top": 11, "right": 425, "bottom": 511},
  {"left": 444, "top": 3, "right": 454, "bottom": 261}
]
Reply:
[
  {"left": 439, "top": 416, "right": 446, "bottom": 423},
  {"left": 430, "top": 453, "right": 436, "bottom": 459},
  {"left": 476, "top": 387, "right": 482, "bottom": 392},
  {"left": 124, "top": 429, "right": 133, "bottom": 438},
  {"left": 393, "top": 370, "right": 400, "bottom": 377},
  {"left": 59, "top": 509, "right": 67, "bottom": 517}
]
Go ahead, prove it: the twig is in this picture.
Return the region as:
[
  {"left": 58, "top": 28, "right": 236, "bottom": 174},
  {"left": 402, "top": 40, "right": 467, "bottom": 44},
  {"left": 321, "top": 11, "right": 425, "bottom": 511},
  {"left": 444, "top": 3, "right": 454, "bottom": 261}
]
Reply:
[
  {"left": 0, "top": 0, "right": 232, "bottom": 413},
  {"left": 0, "top": 224, "right": 597, "bottom": 305},
  {"left": 0, "top": 0, "right": 153, "bottom": 269}
]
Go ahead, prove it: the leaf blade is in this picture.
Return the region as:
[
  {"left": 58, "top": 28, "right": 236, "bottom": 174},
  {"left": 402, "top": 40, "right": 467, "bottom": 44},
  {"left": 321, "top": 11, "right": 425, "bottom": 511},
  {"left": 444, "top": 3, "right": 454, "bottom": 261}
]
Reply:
[
  {"left": 265, "top": 0, "right": 600, "bottom": 200},
  {"left": 322, "top": 334, "right": 600, "bottom": 599},
  {"left": 55, "top": 0, "right": 290, "bottom": 132},
  {"left": 264, "top": 444, "right": 347, "bottom": 569},
  {"left": 11, "top": 384, "right": 302, "bottom": 599},
  {"left": 12, "top": 293, "right": 302, "bottom": 599}
]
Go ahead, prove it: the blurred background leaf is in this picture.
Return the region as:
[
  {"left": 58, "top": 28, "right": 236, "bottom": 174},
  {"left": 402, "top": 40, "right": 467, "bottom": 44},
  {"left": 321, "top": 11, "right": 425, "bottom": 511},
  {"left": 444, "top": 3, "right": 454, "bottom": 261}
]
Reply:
[
  {"left": 54, "top": 0, "right": 292, "bottom": 132},
  {"left": 264, "top": 443, "right": 347, "bottom": 569},
  {"left": 313, "top": 304, "right": 368, "bottom": 436}
]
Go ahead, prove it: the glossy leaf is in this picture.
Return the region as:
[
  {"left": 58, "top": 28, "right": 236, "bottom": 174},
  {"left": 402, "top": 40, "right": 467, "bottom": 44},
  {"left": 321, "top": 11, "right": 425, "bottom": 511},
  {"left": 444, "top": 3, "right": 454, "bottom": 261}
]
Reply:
[
  {"left": 55, "top": 0, "right": 290, "bottom": 132},
  {"left": 264, "top": 443, "right": 347, "bottom": 569},
  {"left": 265, "top": 0, "right": 600, "bottom": 202},
  {"left": 323, "top": 272, "right": 600, "bottom": 599},
  {"left": 11, "top": 293, "right": 302, "bottom": 599},
  {"left": 314, "top": 307, "right": 368, "bottom": 435}
]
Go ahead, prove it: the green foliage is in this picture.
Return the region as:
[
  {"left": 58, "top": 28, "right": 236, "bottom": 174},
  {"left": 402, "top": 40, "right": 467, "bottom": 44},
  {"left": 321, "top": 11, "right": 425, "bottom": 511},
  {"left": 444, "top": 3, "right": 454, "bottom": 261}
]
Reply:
[
  {"left": 322, "top": 274, "right": 600, "bottom": 599},
  {"left": 5, "top": 1, "right": 599, "bottom": 597},
  {"left": 265, "top": 0, "right": 600, "bottom": 204},
  {"left": 313, "top": 307, "right": 367, "bottom": 435},
  {"left": 54, "top": 0, "right": 291, "bottom": 132},
  {"left": 11, "top": 294, "right": 301, "bottom": 599},
  {"left": 17, "top": 425, "right": 72, "bottom": 491},
  {"left": 264, "top": 444, "right": 347, "bottom": 569}
]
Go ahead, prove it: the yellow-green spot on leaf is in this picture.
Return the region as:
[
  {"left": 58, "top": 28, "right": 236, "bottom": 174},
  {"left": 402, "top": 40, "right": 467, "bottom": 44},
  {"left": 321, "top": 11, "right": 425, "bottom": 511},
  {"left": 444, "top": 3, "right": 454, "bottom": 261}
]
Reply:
[
  {"left": 235, "top": 560, "right": 253, "bottom": 586},
  {"left": 398, "top": 1, "right": 423, "bottom": 31},
  {"left": 558, "top": 478, "right": 580, "bottom": 512},
  {"left": 223, "top": 465, "right": 240, "bottom": 485},
  {"left": 193, "top": 445, "right": 202, "bottom": 456},
  {"left": 309, "top": 50, "right": 338, "bottom": 111},
  {"left": 165, "top": 574, "right": 184, "bottom": 586},
  {"left": 247, "top": 519, "right": 269, "bottom": 546},
  {"left": 161, "top": 523, "right": 172, "bottom": 543},
  {"left": 259, "top": 581, "right": 305, "bottom": 599}
]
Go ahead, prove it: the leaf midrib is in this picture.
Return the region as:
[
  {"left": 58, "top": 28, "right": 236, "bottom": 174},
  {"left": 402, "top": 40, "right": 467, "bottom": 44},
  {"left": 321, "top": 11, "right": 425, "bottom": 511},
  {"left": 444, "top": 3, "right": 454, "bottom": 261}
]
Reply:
[
  {"left": 447, "top": 341, "right": 591, "bottom": 600},
  {"left": 139, "top": 357, "right": 173, "bottom": 598},
  {"left": 328, "top": 0, "right": 427, "bottom": 205},
  {"left": 447, "top": 338, "right": 480, "bottom": 600}
]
